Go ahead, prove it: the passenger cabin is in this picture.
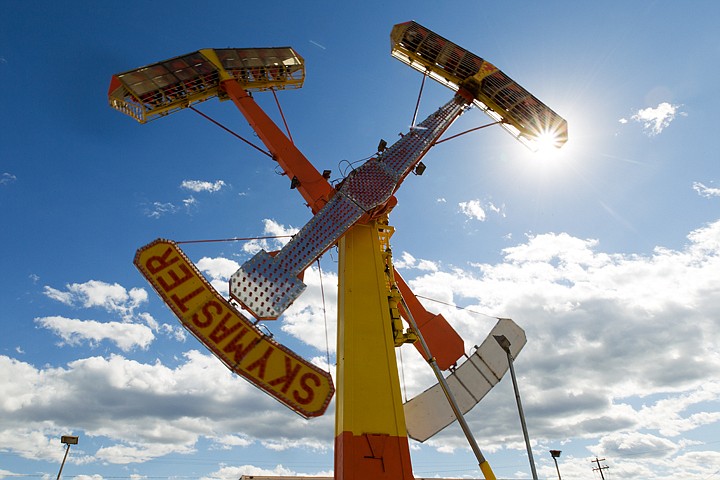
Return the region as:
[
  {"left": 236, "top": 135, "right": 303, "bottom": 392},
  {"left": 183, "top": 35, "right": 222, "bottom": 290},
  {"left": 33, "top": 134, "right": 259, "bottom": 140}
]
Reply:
[
  {"left": 108, "top": 48, "right": 305, "bottom": 123},
  {"left": 391, "top": 21, "right": 568, "bottom": 149}
]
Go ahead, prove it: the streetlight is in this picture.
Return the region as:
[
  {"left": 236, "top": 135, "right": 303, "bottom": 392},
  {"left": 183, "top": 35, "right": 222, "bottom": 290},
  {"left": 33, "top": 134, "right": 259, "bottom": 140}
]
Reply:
[
  {"left": 56, "top": 435, "right": 78, "bottom": 480},
  {"left": 550, "top": 450, "right": 562, "bottom": 480},
  {"left": 493, "top": 334, "right": 538, "bottom": 480}
]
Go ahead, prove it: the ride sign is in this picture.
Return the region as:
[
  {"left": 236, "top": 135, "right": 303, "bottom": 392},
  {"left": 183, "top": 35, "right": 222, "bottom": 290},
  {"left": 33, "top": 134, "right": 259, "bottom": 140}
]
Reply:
[{"left": 134, "top": 239, "right": 334, "bottom": 418}]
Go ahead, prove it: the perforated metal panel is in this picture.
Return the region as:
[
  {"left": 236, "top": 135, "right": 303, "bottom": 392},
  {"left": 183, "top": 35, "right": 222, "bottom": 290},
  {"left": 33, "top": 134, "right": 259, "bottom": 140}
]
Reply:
[{"left": 230, "top": 95, "right": 468, "bottom": 320}]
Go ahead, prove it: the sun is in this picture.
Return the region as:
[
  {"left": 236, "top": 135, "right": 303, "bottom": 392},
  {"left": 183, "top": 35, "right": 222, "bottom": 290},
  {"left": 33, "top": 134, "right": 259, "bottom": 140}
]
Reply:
[{"left": 522, "top": 125, "right": 577, "bottom": 170}]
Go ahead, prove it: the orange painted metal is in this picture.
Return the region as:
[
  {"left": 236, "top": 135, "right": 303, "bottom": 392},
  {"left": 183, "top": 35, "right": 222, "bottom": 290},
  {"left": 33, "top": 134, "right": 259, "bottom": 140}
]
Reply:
[
  {"left": 220, "top": 79, "right": 334, "bottom": 214},
  {"left": 394, "top": 271, "right": 464, "bottom": 370},
  {"left": 334, "top": 431, "right": 414, "bottom": 480}
]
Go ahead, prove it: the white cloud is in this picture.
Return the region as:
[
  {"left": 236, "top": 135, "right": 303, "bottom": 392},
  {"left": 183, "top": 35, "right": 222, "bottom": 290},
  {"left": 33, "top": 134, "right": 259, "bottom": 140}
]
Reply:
[
  {"left": 144, "top": 201, "right": 178, "bottom": 218},
  {"left": 243, "top": 219, "right": 298, "bottom": 255},
  {"left": 458, "top": 199, "right": 486, "bottom": 221},
  {"left": 629, "top": 102, "right": 685, "bottom": 136},
  {"left": 0, "top": 172, "right": 17, "bottom": 186},
  {"left": 488, "top": 202, "right": 505, "bottom": 217},
  {"left": 693, "top": 181, "right": 720, "bottom": 198},
  {"left": 596, "top": 431, "right": 679, "bottom": 459},
  {"left": 199, "top": 463, "right": 329, "bottom": 480},
  {"left": 397, "top": 219, "right": 720, "bottom": 470},
  {"left": 8, "top": 218, "right": 720, "bottom": 477},
  {"left": 182, "top": 195, "right": 197, "bottom": 208},
  {"left": 197, "top": 257, "right": 240, "bottom": 280},
  {"left": 197, "top": 256, "right": 241, "bottom": 294},
  {"left": 39, "top": 280, "right": 184, "bottom": 345},
  {"left": 457, "top": 199, "right": 505, "bottom": 222},
  {"left": 281, "top": 265, "right": 338, "bottom": 355},
  {"left": 0, "top": 351, "right": 334, "bottom": 465},
  {"left": 43, "top": 280, "right": 148, "bottom": 321},
  {"left": 43, "top": 286, "right": 74, "bottom": 305},
  {"left": 34, "top": 316, "right": 155, "bottom": 351},
  {"left": 393, "top": 251, "right": 438, "bottom": 272},
  {"left": 180, "top": 180, "right": 226, "bottom": 193},
  {"left": 210, "top": 434, "right": 253, "bottom": 450},
  {"left": 95, "top": 442, "right": 195, "bottom": 464},
  {"left": 74, "top": 475, "right": 104, "bottom": 480}
]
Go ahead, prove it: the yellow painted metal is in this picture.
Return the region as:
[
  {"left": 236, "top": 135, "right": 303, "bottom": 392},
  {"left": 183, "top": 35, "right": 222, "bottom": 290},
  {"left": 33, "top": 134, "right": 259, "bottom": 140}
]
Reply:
[
  {"left": 108, "top": 47, "right": 305, "bottom": 123},
  {"left": 377, "top": 221, "right": 418, "bottom": 347},
  {"left": 335, "top": 220, "right": 408, "bottom": 436},
  {"left": 198, "top": 48, "right": 234, "bottom": 82},
  {"left": 479, "top": 460, "right": 497, "bottom": 480},
  {"left": 134, "top": 239, "right": 334, "bottom": 418}
]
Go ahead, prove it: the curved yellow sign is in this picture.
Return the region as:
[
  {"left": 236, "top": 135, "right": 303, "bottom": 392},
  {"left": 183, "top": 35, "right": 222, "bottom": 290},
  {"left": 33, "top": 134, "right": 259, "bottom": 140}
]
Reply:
[{"left": 134, "top": 239, "right": 334, "bottom": 418}]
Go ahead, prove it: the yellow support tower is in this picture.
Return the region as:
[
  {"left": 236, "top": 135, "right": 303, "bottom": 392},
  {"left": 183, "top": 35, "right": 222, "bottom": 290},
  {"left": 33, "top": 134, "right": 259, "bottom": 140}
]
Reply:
[{"left": 334, "top": 219, "right": 414, "bottom": 480}]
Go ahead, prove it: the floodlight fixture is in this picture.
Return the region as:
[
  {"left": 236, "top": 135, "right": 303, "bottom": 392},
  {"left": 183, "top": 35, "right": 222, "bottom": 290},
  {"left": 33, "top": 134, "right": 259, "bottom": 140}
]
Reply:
[
  {"left": 56, "top": 435, "right": 79, "bottom": 480},
  {"left": 550, "top": 449, "right": 563, "bottom": 480},
  {"left": 61, "top": 436, "right": 79, "bottom": 445}
]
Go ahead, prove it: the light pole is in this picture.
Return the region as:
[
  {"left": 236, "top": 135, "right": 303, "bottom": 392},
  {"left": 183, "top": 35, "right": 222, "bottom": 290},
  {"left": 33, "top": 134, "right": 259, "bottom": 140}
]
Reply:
[
  {"left": 550, "top": 450, "right": 562, "bottom": 480},
  {"left": 493, "top": 334, "right": 538, "bottom": 480},
  {"left": 56, "top": 435, "right": 78, "bottom": 480}
]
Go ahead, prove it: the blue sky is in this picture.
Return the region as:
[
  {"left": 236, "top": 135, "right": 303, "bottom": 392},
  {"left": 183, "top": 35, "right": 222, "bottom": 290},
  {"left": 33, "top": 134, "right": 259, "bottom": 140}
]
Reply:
[{"left": 2, "top": 1, "right": 720, "bottom": 479}]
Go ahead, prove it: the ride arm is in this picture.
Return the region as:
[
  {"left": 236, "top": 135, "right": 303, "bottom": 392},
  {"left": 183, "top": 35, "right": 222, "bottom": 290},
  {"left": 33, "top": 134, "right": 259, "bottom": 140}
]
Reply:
[{"left": 219, "top": 78, "right": 334, "bottom": 214}]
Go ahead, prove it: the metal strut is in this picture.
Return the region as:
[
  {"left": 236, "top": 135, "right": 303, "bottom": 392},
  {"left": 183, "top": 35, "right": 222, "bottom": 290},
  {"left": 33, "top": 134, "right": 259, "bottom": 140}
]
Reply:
[
  {"left": 411, "top": 71, "right": 428, "bottom": 128},
  {"left": 270, "top": 88, "right": 294, "bottom": 143},
  {"left": 189, "top": 105, "right": 273, "bottom": 158},
  {"left": 398, "top": 294, "right": 497, "bottom": 480}
]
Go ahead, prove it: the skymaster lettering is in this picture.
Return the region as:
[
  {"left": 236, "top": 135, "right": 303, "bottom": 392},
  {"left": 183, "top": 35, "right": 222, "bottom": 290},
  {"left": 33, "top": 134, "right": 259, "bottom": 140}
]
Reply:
[{"left": 134, "top": 238, "right": 334, "bottom": 418}]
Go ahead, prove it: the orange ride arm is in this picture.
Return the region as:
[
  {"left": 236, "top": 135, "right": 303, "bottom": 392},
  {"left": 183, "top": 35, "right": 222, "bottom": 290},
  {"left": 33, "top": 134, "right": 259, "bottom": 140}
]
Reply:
[
  {"left": 394, "top": 270, "right": 464, "bottom": 370},
  {"left": 221, "top": 79, "right": 333, "bottom": 214}
]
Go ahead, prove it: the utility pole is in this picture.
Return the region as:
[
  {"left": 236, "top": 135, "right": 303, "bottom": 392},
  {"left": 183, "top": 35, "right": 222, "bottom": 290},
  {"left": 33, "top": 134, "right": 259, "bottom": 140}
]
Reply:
[{"left": 592, "top": 457, "right": 609, "bottom": 480}]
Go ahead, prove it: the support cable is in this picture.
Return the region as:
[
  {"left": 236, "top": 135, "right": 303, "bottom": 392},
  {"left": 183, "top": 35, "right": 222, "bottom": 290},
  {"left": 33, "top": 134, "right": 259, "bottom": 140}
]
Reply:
[
  {"left": 398, "top": 346, "right": 408, "bottom": 402},
  {"left": 316, "top": 258, "right": 332, "bottom": 370},
  {"left": 433, "top": 121, "right": 503, "bottom": 146},
  {"left": 189, "top": 105, "right": 273, "bottom": 158},
  {"left": 175, "top": 235, "right": 293, "bottom": 245},
  {"left": 271, "top": 88, "right": 294, "bottom": 143},
  {"left": 411, "top": 71, "right": 428, "bottom": 128}
]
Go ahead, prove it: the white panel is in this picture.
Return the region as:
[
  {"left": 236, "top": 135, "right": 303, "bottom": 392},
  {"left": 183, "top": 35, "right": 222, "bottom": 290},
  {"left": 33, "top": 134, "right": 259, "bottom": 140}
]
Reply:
[{"left": 404, "top": 318, "right": 526, "bottom": 442}]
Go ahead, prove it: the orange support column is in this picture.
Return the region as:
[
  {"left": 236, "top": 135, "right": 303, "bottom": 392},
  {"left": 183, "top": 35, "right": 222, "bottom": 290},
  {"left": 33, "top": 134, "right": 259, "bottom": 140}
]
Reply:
[{"left": 334, "top": 221, "right": 414, "bottom": 480}]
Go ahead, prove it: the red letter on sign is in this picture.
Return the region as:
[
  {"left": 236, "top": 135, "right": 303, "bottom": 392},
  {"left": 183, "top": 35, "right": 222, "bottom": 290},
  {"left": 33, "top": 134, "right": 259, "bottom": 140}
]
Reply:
[
  {"left": 268, "top": 356, "right": 302, "bottom": 394},
  {"left": 294, "top": 372, "right": 320, "bottom": 405},
  {"left": 223, "top": 329, "right": 259, "bottom": 364},
  {"left": 246, "top": 346, "right": 274, "bottom": 380},
  {"left": 191, "top": 300, "right": 219, "bottom": 328},
  {"left": 209, "top": 310, "right": 243, "bottom": 343},
  {"left": 145, "top": 247, "right": 180, "bottom": 274},
  {"left": 157, "top": 263, "right": 194, "bottom": 293},
  {"left": 170, "top": 286, "right": 204, "bottom": 313}
]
